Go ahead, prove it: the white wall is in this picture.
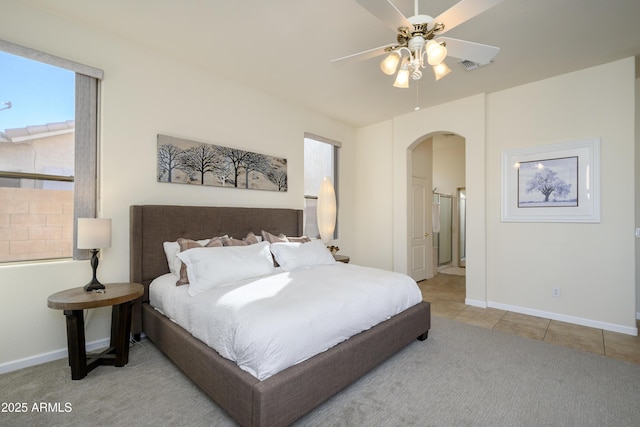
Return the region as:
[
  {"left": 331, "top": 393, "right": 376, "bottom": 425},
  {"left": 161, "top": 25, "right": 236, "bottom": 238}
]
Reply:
[
  {"left": 486, "top": 58, "right": 635, "bottom": 333},
  {"left": 354, "top": 58, "right": 636, "bottom": 334},
  {"left": 351, "top": 121, "right": 394, "bottom": 269},
  {"left": 0, "top": 1, "right": 356, "bottom": 368}
]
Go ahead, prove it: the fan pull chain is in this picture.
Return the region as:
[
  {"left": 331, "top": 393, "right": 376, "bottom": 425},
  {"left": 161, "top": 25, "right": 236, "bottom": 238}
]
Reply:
[{"left": 414, "top": 84, "right": 421, "bottom": 111}]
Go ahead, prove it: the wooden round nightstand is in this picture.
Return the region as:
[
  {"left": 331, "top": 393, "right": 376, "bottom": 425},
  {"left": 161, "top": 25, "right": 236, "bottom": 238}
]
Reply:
[{"left": 48, "top": 282, "right": 143, "bottom": 380}]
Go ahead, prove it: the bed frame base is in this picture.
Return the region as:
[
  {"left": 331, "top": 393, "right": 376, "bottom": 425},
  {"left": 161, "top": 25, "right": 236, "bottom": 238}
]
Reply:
[{"left": 143, "top": 301, "right": 430, "bottom": 427}]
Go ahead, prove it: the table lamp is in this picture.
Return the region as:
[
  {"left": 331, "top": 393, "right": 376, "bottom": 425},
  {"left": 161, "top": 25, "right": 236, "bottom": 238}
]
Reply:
[{"left": 77, "top": 218, "right": 112, "bottom": 291}]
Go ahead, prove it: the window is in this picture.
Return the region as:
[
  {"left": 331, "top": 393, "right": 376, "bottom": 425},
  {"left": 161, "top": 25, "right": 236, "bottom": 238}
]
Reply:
[
  {"left": 0, "top": 40, "right": 102, "bottom": 263},
  {"left": 303, "top": 133, "right": 340, "bottom": 239}
]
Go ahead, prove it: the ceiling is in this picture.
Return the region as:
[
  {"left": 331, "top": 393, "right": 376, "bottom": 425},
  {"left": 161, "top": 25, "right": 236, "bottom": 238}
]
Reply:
[{"left": 25, "top": 0, "right": 640, "bottom": 127}]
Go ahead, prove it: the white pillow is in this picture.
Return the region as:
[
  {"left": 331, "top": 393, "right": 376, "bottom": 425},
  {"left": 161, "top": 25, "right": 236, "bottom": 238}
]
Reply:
[
  {"left": 269, "top": 240, "right": 336, "bottom": 271},
  {"left": 163, "top": 239, "right": 209, "bottom": 276},
  {"left": 177, "top": 241, "right": 276, "bottom": 296}
]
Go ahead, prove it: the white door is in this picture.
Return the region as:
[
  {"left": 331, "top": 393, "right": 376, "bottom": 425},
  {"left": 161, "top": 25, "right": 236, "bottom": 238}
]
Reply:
[{"left": 410, "top": 177, "right": 432, "bottom": 281}]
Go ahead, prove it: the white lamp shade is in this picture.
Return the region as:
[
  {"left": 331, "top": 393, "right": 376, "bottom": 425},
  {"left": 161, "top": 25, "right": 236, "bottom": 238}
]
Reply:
[
  {"left": 426, "top": 40, "right": 447, "bottom": 66},
  {"left": 316, "top": 177, "right": 336, "bottom": 244},
  {"left": 77, "top": 218, "right": 112, "bottom": 249},
  {"left": 393, "top": 67, "right": 410, "bottom": 89},
  {"left": 432, "top": 62, "right": 452, "bottom": 81},
  {"left": 380, "top": 52, "right": 400, "bottom": 75}
]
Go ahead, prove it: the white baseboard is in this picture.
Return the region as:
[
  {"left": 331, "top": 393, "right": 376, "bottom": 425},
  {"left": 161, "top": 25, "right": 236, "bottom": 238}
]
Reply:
[
  {"left": 465, "top": 298, "right": 487, "bottom": 308},
  {"left": 0, "top": 337, "right": 110, "bottom": 375},
  {"left": 489, "top": 301, "right": 638, "bottom": 336}
]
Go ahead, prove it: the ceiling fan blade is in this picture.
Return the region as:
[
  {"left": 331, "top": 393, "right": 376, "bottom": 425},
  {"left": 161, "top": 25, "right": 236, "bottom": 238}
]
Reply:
[
  {"left": 437, "top": 37, "right": 500, "bottom": 64},
  {"left": 331, "top": 44, "right": 396, "bottom": 65},
  {"left": 431, "top": 0, "right": 504, "bottom": 34},
  {"left": 356, "top": 0, "right": 413, "bottom": 33}
]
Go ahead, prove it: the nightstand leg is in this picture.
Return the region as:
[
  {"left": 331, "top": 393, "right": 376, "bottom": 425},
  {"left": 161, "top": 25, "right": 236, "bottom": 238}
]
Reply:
[
  {"left": 64, "top": 309, "right": 87, "bottom": 380},
  {"left": 110, "top": 301, "right": 133, "bottom": 367}
]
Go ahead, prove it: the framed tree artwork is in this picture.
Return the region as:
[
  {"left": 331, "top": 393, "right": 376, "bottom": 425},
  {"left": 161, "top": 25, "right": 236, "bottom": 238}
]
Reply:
[
  {"left": 501, "top": 138, "right": 600, "bottom": 223},
  {"left": 157, "top": 134, "right": 287, "bottom": 192}
]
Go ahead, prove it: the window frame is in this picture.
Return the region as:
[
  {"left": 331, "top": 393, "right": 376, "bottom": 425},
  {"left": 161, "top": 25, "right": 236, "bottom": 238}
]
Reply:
[
  {"left": 303, "top": 132, "right": 340, "bottom": 240},
  {"left": 0, "top": 39, "right": 102, "bottom": 262}
]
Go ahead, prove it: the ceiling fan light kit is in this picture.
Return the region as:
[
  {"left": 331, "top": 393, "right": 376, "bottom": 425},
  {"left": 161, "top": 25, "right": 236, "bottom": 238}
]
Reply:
[{"left": 335, "top": 0, "right": 504, "bottom": 89}]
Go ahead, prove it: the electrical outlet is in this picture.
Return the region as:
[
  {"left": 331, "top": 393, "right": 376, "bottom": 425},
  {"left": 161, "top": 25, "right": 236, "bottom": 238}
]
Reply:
[{"left": 552, "top": 288, "right": 561, "bottom": 298}]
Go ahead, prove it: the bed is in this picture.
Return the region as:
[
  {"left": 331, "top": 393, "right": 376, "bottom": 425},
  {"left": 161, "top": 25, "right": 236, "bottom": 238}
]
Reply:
[{"left": 130, "top": 204, "right": 431, "bottom": 427}]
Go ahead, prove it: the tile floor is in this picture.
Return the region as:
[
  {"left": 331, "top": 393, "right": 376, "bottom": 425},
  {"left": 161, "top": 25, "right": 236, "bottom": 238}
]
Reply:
[{"left": 418, "top": 272, "right": 640, "bottom": 365}]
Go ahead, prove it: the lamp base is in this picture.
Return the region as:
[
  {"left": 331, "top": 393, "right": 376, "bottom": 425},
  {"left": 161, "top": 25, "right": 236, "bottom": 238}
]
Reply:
[
  {"left": 84, "top": 279, "right": 105, "bottom": 292},
  {"left": 84, "top": 249, "right": 105, "bottom": 292}
]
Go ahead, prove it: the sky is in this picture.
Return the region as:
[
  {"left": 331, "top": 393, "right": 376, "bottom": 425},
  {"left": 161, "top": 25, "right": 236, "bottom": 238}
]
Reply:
[{"left": 0, "top": 51, "right": 75, "bottom": 132}]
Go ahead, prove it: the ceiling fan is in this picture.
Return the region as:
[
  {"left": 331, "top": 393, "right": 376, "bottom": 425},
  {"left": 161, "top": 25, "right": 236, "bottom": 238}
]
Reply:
[{"left": 333, "top": 0, "right": 504, "bottom": 88}]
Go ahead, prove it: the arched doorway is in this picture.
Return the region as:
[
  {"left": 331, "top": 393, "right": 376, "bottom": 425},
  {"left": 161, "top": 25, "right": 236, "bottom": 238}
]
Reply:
[{"left": 409, "top": 133, "right": 465, "bottom": 282}]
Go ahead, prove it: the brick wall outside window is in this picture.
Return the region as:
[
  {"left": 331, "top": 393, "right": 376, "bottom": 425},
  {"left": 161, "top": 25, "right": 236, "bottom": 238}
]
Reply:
[{"left": 0, "top": 188, "right": 73, "bottom": 262}]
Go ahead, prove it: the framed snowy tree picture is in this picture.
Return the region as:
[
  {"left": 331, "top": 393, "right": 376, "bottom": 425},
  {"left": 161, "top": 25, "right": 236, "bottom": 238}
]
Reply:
[{"left": 501, "top": 138, "right": 600, "bottom": 223}]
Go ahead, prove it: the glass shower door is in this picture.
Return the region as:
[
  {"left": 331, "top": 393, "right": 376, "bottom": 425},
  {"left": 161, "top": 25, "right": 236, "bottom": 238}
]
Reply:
[{"left": 435, "top": 194, "right": 452, "bottom": 266}]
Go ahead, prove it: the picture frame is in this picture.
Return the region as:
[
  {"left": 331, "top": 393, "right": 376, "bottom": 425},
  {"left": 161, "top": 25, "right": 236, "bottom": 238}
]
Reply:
[{"left": 501, "top": 138, "right": 600, "bottom": 223}]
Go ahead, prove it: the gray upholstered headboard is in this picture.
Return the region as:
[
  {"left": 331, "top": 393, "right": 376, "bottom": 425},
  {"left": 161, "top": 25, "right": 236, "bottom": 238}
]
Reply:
[{"left": 130, "top": 204, "right": 303, "bottom": 289}]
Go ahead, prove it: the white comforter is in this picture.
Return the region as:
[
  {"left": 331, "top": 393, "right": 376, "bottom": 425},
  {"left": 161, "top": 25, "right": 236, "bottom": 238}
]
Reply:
[{"left": 150, "top": 263, "right": 422, "bottom": 380}]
